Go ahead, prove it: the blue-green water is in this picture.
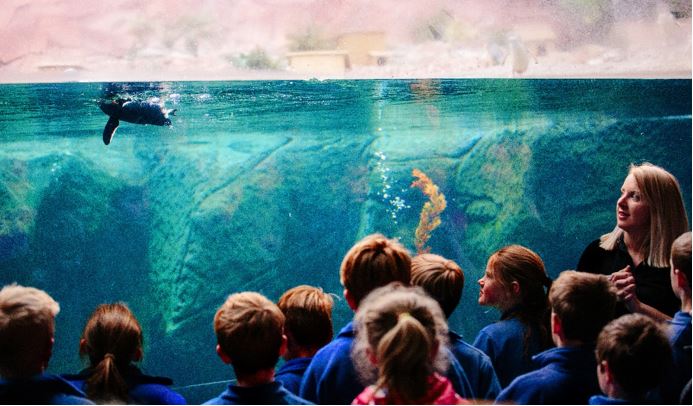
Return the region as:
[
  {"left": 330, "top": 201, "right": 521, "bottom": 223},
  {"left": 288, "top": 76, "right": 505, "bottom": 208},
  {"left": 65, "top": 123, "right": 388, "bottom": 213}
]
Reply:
[{"left": 0, "top": 79, "right": 690, "bottom": 403}]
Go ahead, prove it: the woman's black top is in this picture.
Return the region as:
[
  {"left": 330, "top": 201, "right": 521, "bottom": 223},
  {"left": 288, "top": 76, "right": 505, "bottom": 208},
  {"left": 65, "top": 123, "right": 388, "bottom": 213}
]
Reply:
[{"left": 577, "top": 238, "right": 679, "bottom": 317}]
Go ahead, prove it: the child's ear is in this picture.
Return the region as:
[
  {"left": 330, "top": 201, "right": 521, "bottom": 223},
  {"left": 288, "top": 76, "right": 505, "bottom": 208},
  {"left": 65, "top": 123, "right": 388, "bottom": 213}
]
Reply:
[
  {"left": 601, "top": 360, "right": 614, "bottom": 386},
  {"left": 279, "top": 333, "right": 288, "bottom": 357},
  {"left": 216, "top": 344, "right": 232, "bottom": 365},
  {"left": 674, "top": 268, "right": 688, "bottom": 290},
  {"left": 511, "top": 281, "right": 520, "bottom": 296},
  {"left": 133, "top": 346, "right": 143, "bottom": 362},
  {"left": 551, "top": 312, "right": 562, "bottom": 336},
  {"left": 344, "top": 289, "right": 358, "bottom": 311},
  {"left": 37, "top": 336, "right": 55, "bottom": 372}
]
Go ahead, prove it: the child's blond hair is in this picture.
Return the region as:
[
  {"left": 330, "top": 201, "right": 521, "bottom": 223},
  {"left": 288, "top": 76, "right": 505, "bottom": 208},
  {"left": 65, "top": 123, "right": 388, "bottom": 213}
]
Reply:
[
  {"left": 0, "top": 284, "right": 60, "bottom": 378},
  {"left": 214, "top": 292, "right": 285, "bottom": 376},
  {"left": 277, "top": 285, "right": 334, "bottom": 352},
  {"left": 411, "top": 253, "right": 464, "bottom": 318}
]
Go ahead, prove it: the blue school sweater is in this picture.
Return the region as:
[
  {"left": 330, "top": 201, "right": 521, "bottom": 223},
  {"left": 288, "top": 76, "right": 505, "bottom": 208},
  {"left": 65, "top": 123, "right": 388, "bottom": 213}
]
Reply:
[
  {"left": 588, "top": 395, "right": 633, "bottom": 405},
  {"left": 495, "top": 345, "right": 600, "bottom": 405},
  {"left": 0, "top": 373, "right": 93, "bottom": 404},
  {"left": 204, "top": 381, "right": 311, "bottom": 405},
  {"left": 448, "top": 330, "right": 501, "bottom": 400},
  {"left": 661, "top": 311, "right": 692, "bottom": 403},
  {"left": 299, "top": 321, "right": 474, "bottom": 404},
  {"left": 275, "top": 357, "right": 312, "bottom": 396},
  {"left": 473, "top": 316, "right": 546, "bottom": 388},
  {"left": 63, "top": 365, "right": 186, "bottom": 405}
]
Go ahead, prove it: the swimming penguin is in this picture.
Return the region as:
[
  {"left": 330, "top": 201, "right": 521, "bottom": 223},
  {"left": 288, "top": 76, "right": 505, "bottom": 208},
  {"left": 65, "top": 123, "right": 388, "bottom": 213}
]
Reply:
[{"left": 99, "top": 99, "right": 176, "bottom": 145}]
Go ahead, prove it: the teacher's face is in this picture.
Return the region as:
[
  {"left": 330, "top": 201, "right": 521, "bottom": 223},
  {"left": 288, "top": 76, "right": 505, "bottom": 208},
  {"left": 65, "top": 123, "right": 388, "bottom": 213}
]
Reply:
[{"left": 616, "top": 174, "right": 650, "bottom": 235}]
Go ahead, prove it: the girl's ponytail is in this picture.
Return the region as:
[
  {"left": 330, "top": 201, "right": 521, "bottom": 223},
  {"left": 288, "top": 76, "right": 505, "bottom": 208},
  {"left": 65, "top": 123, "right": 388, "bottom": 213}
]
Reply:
[
  {"left": 352, "top": 284, "right": 450, "bottom": 404},
  {"left": 84, "top": 352, "right": 128, "bottom": 403},
  {"left": 375, "top": 312, "right": 433, "bottom": 403},
  {"left": 80, "top": 303, "right": 143, "bottom": 403}
]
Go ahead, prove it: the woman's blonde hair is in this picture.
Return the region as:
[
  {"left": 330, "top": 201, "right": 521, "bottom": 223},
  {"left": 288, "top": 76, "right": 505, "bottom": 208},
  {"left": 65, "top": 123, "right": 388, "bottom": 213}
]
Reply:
[
  {"left": 600, "top": 163, "right": 689, "bottom": 267},
  {"left": 351, "top": 283, "right": 449, "bottom": 404}
]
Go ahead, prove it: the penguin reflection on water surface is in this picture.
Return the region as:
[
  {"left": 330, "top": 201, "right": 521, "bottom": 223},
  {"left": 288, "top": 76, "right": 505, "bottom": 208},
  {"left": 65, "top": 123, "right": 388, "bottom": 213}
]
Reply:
[{"left": 99, "top": 99, "right": 177, "bottom": 145}]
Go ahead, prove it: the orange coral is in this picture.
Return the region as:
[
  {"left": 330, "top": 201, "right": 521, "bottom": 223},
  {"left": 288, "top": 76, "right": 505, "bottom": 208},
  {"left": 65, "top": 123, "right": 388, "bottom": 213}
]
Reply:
[{"left": 411, "top": 168, "right": 447, "bottom": 254}]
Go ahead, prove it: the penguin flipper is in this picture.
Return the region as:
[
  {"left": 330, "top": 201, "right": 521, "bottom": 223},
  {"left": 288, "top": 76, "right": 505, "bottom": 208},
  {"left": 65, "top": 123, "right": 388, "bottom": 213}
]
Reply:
[{"left": 103, "top": 117, "right": 120, "bottom": 145}]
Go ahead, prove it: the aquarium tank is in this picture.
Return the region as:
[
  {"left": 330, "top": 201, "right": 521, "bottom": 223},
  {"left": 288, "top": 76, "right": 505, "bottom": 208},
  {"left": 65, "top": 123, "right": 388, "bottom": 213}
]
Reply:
[
  {"left": 1, "top": 78, "right": 690, "bottom": 401},
  {"left": 0, "top": 1, "right": 691, "bottom": 404}
]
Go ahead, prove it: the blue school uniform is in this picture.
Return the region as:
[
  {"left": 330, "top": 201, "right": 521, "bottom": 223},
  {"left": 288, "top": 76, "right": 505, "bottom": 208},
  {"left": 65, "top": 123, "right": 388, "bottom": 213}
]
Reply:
[
  {"left": 588, "top": 395, "right": 633, "bottom": 405},
  {"left": 0, "top": 373, "right": 93, "bottom": 404},
  {"left": 661, "top": 311, "right": 692, "bottom": 403},
  {"left": 495, "top": 345, "right": 600, "bottom": 405},
  {"left": 473, "top": 316, "right": 546, "bottom": 388},
  {"left": 203, "top": 381, "right": 311, "bottom": 405},
  {"left": 275, "top": 357, "right": 312, "bottom": 396},
  {"left": 448, "top": 330, "right": 501, "bottom": 400},
  {"left": 63, "top": 365, "right": 186, "bottom": 404},
  {"left": 299, "top": 321, "right": 474, "bottom": 404}
]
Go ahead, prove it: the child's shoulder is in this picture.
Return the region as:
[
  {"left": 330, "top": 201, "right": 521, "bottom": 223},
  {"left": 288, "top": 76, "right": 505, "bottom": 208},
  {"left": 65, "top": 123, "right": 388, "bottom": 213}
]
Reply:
[{"left": 480, "top": 318, "right": 524, "bottom": 334}]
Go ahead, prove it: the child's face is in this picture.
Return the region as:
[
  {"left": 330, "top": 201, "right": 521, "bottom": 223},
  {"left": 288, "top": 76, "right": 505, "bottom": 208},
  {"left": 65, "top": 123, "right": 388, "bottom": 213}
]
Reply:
[{"left": 477, "top": 263, "right": 511, "bottom": 309}]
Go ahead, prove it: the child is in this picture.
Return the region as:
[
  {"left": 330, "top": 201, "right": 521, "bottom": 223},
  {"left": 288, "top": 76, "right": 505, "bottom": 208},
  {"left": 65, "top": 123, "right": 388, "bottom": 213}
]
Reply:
[
  {"left": 205, "top": 291, "right": 310, "bottom": 405},
  {"left": 299, "top": 233, "right": 473, "bottom": 404},
  {"left": 472, "top": 245, "right": 553, "bottom": 387},
  {"left": 0, "top": 283, "right": 92, "bottom": 404},
  {"left": 589, "top": 314, "right": 672, "bottom": 404},
  {"left": 496, "top": 271, "right": 618, "bottom": 404},
  {"left": 63, "top": 303, "right": 186, "bottom": 404},
  {"left": 275, "top": 285, "right": 334, "bottom": 395},
  {"left": 351, "top": 283, "right": 469, "bottom": 404},
  {"left": 411, "top": 253, "right": 501, "bottom": 400},
  {"left": 662, "top": 231, "right": 692, "bottom": 403}
]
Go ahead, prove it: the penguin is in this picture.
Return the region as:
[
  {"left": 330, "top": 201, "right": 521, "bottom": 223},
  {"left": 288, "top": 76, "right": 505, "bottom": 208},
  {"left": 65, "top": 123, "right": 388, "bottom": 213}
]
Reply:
[{"left": 99, "top": 99, "right": 177, "bottom": 145}]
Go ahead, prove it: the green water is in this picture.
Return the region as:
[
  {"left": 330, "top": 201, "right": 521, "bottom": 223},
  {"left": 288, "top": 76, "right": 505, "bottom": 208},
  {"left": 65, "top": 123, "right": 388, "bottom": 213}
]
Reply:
[{"left": 0, "top": 79, "right": 690, "bottom": 402}]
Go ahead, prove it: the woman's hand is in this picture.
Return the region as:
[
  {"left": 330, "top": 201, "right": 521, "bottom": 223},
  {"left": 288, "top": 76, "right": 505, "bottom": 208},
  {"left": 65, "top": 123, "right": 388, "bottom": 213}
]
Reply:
[{"left": 609, "top": 265, "right": 642, "bottom": 313}]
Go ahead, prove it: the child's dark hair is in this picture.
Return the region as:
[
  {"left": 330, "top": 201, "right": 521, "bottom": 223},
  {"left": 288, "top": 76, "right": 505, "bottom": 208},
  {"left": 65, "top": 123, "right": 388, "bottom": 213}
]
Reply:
[
  {"left": 352, "top": 283, "right": 449, "bottom": 404},
  {"left": 80, "top": 303, "right": 143, "bottom": 403},
  {"left": 596, "top": 314, "right": 672, "bottom": 399},
  {"left": 549, "top": 271, "right": 617, "bottom": 343},
  {"left": 277, "top": 285, "right": 334, "bottom": 353},
  {"left": 488, "top": 245, "right": 553, "bottom": 353},
  {"left": 340, "top": 233, "right": 411, "bottom": 306},
  {"left": 411, "top": 253, "right": 464, "bottom": 319}
]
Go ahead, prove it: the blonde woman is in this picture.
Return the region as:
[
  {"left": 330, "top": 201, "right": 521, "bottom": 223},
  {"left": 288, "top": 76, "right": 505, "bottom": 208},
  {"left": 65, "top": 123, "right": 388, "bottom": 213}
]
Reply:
[{"left": 577, "top": 163, "right": 689, "bottom": 321}]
